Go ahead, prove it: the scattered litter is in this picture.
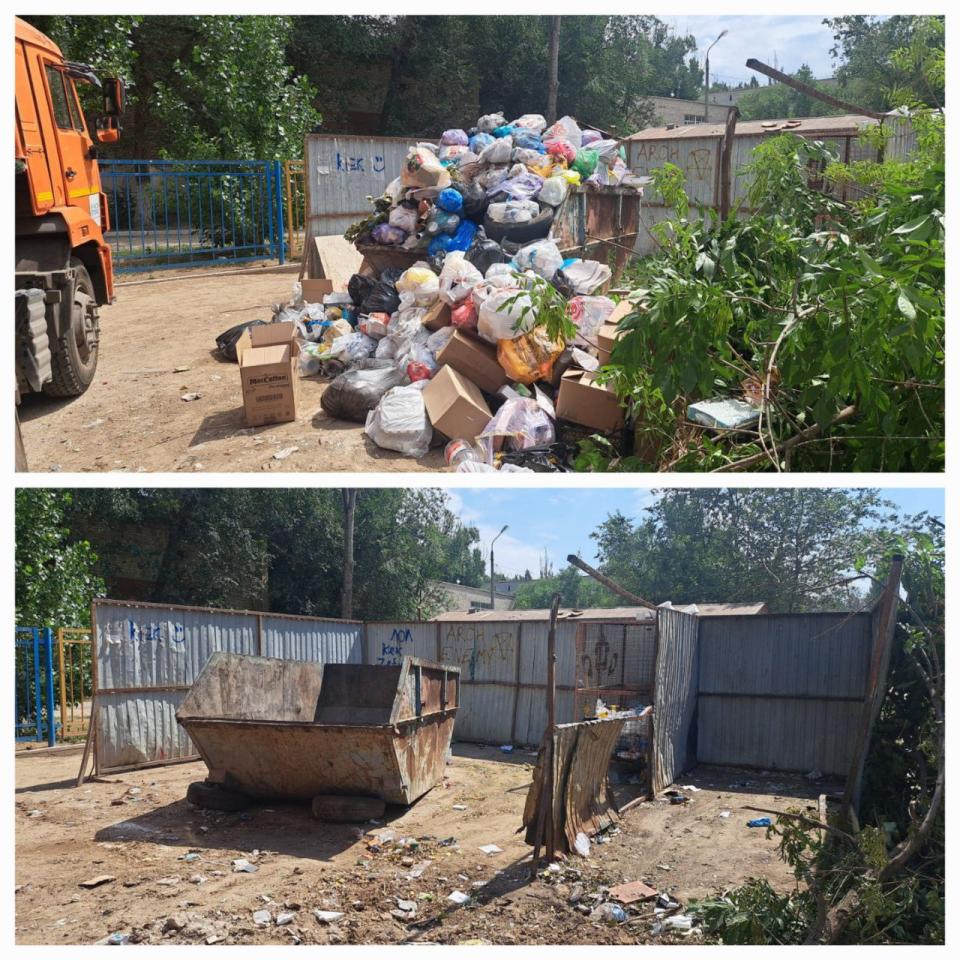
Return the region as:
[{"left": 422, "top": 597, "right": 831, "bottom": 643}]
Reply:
[
  {"left": 180, "top": 392, "right": 202, "bottom": 402},
  {"left": 438, "top": 837, "right": 457, "bottom": 847},
  {"left": 499, "top": 745, "right": 514, "bottom": 753},
  {"left": 573, "top": 832, "right": 591, "bottom": 857},
  {"left": 181, "top": 853, "right": 200, "bottom": 862},
  {"left": 447, "top": 890, "right": 470, "bottom": 905},
  {"left": 478, "top": 844, "right": 503, "bottom": 856},
  {"left": 748, "top": 817, "right": 772, "bottom": 828},
  {"left": 155, "top": 876, "right": 180, "bottom": 886},
  {"left": 719, "top": 810, "right": 731, "bottom": 819},
  {"left": 188, "top": 874, "right": 205, "bottom": 885},
  {"left": 79, "top": 875, "right": 115, "bottom": 889},
  {"left": 656, "top": 864, "right": 671, "bottom": 871},
  {"left": 679, "top": 784, "right": 702, "bottom": 792},
  {"left": 173, "top": 365, "right": 190, "bottom": 373},
  {"left": 655, "top": 914, "right": 696, "bottom": 934},
  {"left": 272, "top": 446, "right": 300, "bottom": 460},
  {"left": 404, "top": 859, "right": 432, "bottom": 880},
  {"left": 806, "top": 769, "right": 824, "bottom": 781},
  {"left": 452, "top": 804, "right": 467, "bottom": 811},
  {"left": 105, "top": 932, "right": 128, "bottom": 945},
  {"left": 252, "top": 910, "right": 271, "bottom": 926},
  {"left": 591, "top": 902, "right": 627, "bottom": 924},
  {"left": 231, "top": 859, "right": 258, "bottom": 873},
  {"left": 276, "top": 912, "right": 296, "bottom": 926},
  {"left": 609, "top": 880, "right": 658, "bottom": 904},
  {"left": 396, "top": 899, "right": 417, "bottom": 913},
  {"left": 313, "top": 910, "right": 344, "bottom": 924}
]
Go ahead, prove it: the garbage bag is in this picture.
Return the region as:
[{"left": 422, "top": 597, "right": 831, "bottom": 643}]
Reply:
[
  {"left": 511, "top": 113, "right": 548, "bottom": 134},
  {"left": 556, "top": 259, "right": 613, "bottom": 296},
  {"left": 477, "top": 288, "right": 536, "bottom": 343},
  {"left": 348, "top": 273, "right": 376, "bottom": 307},
  {"left": 471, "top": 273, "right": 517, "bottom": 312},
  {"left": 426, "top": 324, "right": 457, "bottom": 355},
  {"left": 426, "top": 209, "right": 460, "bottom": 236},
  {"left": 359, "top": 312, "right": 391, "bottom": 339},
  {"left": 512, "top": 147, "right": 546, "bottom": 166},
  {"left": 493, "top": 124, "right": 517, "bottom": 138},
  {"left": 441, "top": 128, "right": 469, "bottom": 146},
  {"left": 466, "top": 238, "right": 509, "bottom": 274},
  {"left": 321, "top": 363, "right": 407, "bottom": 422},
  {"left": 375, "top": 337, "right": 397, "bottom": 360},
  {"left": 365, "top": 384, "right": 434, "bottom": 458},
  {"left": 544, "top": 115, "right": 582, "bottom": 148},
  {"left": 469, "top": 132, "right": 495, "bottom": 153},
  {"left": 298, "top": 340, "right": 325, "bottom": 378},
  {"left": 216, "top": 319, "right": 265, "bottom": 362},
  {"left": 361, "top": 268, "right": 403, "bottom": 315},
  {"left": 561, "top": 169, "right": 582, "bottom": 185},
  {"left": 512, "top": 131, "right": 545, "bottom": 152},
  {"left": 478, "top": 397, "right": 555, "bottom": 459},
  {"left": 447, "top": 219, "right": 478, "bottom": 253},
  {"left": 322, "top": 331, "right": 377, "bottom": 364},
  {"left": 488, "top": 172, "right": 544, "bottom": 202},
  {"left": 538, "top": 176, "right": 568, "bottom": 207},
  {"left": 486, "top": 262, "right": 515, "bottom": 279},
  {"left": 475, "top": 165, "right": 510, "bottom": 190},
  {"left": 487, "top": 199, "right": 540, "bottom": 223},
  {"left": 450, "top": 298, "right": 478, "bottom": 333},
  {"left": 497, "top": 327, "right": 565, "bottom": 384},
  {"left": 439, "top": 252, "right": 483, "bottom": 305},
  {"left": 568, "top": 295, "right": 615, "bottom": 345},
  {"left": 514, "top": 239, "right": 564, "bottom": 281},
  {"left": 371, "top": 222, "right": 407, "bottom": 245},
  {"left": 477, "top": 112, "right": 507, "bottom": 133},
  {"left": 479, "top": 137, "right": 513, "bottom": 165},
  {"left": 401, "top": 147, "right": 451, "bottom": 189},
  {"left": 591, "top": 139, "right": 621, "bottom": 163},
  {"left": 396, "top": 263, "right": 440, "bottom": 305},
  {"left": 437, "top": 188, "right": 464, "bottom": 213},
  {"left": 545, "top": 139, "right": 577, "bottom": 164},
  {"left": 571, "top": 148, "right": 599, "bottom": 179},
  {"left": 456, "top": 180, "right": 489, "bottom": 220},
  {"left": 581, "top": 129, "right": 602, "bottom": 146}
]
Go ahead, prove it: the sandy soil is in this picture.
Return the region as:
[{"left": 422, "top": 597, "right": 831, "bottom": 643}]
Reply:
[
  {"left": 18, "top": 265, "right": 445, "bottom": 473},
  {"left": 15, "top": 744, "right": 833, "bottom": 946}
]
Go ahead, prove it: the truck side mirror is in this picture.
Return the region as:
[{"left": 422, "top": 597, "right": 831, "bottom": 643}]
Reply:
[
  {"left": 95, "top": 115, "right": 120, "bottom": 144},
  {"left": 103, "top": 78, "right": 124, "bottom": 117}
]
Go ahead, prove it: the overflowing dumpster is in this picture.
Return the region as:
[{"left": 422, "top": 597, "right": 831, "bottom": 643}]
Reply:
[{"left": 176, "top": 652, "right": 460, "bottom": 806}]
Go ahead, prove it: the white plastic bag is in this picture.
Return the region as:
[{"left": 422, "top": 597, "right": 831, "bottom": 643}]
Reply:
[
  {"left": 388, "top": 205, "right": 418, "bottom": 233},
  {"left": 545, "top": 115, "right": 582, "bottom": 148},
  {"left": 323, "top": 331, "right": 376, "bottom": 364},
  {"left": 298, "top": 340, "right": 324, "bottom": 377},
  {"left": 477, "top": 112, "right": 507, "bottom": 133},
  {"left": 438, "top": 252, "right": 483, "bottom": 305},
  {"left": 568, "top": 295, "right": 615, "bottom": 346},
  {"left": 426, "top": 324, "right": 457, "bottom": 356},
  {"left": 472, "top": 274, "right": 518, "bottom": 311},
  {"left": 538, "top": 176, "right": 568, "bottom": 207},
  {"left": 512, "top": 113, "right": 547, "bottom": 134},
  {"left": 478, "top": 137, "right": 513, "bottom": 165},
  {"left": 396, "top": 263, "right": 439, "bottom": 306},
  {"left": 477, "top": 397, "right": 555, "bottom": 459},
  {"left": 487, "top": 199, "right": 539, "bottom": 224},
  {"left": 365, "top": 385, "right": 433, "bottom": 458},
  {"left": 486, "top": 262, "right": 515, "bottom": 280},
  {"left": 514, "top": 239, "right": 563, "bottom": 281},
  {"left": 559, "top": 259, "right": 612, "bottom": 295},
  {"left": 477, "top": 289, "right": 537, "bottom": 343}
]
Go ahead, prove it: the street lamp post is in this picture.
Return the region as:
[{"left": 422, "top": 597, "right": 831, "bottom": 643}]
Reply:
[
  {"left": 490, "top": 525, "right": 508, "bottom": 610},
  {"left": 704, "top": 29, "right": 729, "bottom": 122}
]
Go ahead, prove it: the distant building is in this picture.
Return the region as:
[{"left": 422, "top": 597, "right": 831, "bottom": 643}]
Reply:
[{"left": 428, "top": 580, "right": 514, "bottom": 613}]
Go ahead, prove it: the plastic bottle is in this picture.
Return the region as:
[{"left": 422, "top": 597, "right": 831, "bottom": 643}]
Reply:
[{"left": 444, "top": 439, "right": 482, "bottom": 468}]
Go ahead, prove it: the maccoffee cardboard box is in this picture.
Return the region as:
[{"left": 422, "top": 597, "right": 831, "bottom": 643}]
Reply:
[
  {"left": 556, "top": 369, "right": 624, "bottom": 433},
  {"left": 436, "top": 330, "right": 507, "bottom": 395},
  {"left": 422, "top": 300, "right": 452, "bottom": 332},
  {"left": 301, "top": 278, "right": 334, "bottom": 303},
  {"left": 422, "top": 365, "right": 491, "bottom": 441},
  {"left": 235, "top": 321, "right": 300, "bottom": 427}
]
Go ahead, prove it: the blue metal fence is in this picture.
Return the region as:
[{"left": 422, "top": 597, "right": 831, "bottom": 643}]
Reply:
[
  {"left": 15, "top": 627, "right": 56, "bottom": 746},
  {"left": 99, "top": 159, "right": 286, "bottom": 272}
]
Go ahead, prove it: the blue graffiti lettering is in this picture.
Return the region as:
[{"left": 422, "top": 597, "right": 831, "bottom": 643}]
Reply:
[{"left": 372, "top": 154, "right": 386, "bottom": 173}]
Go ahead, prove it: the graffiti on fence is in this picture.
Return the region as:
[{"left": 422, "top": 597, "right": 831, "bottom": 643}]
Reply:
[
  {"left": 581, "top": 638, "right": 619, "bottom": 684},
  {"left": 377, "top": 627, "right": 414, "bottom": 666},
  {"left": 104, "top": 619, "right": 185, "bottom": 649},
  {"left": 440, "top": 624, "right": 514, "bottom": 682},
  {"left": 321, "top": 152, "right": 387, "bottom": 176}
]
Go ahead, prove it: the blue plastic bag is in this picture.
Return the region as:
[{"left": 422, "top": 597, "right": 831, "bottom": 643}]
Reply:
[
  {"left": 493, "top": 124, "right": 516, "bottom": 139},
  {"left": 437, "top": 188, "right": 464, "bottom": 214},
  {"left": 469, "top": 132, "right": 495, "bottom": 153},
  {"left": 747, "top": 817, "right": 772, "bottom": 828}
]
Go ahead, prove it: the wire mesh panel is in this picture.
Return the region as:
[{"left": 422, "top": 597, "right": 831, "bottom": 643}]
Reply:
[{"left": 574, "top": 621, "right": 657, "bottom": 718}]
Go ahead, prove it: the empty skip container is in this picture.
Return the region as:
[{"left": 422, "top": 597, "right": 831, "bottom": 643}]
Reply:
[{"left": 176, "top": 652, "right": 460, "bottom": 805}]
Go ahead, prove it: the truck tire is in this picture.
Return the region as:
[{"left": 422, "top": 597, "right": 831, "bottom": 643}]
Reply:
[
  {"left": 482, "top": 203, "right": 554, "bottom": 245},
  {"left": 186, "top": 780, "right": 250, "bottom": 812},
  {"left": 44, "top": 259, "right": 99, "bottom": 398}
]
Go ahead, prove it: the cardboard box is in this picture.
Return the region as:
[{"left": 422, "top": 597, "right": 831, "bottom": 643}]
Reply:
[
  {"left": 422, "top": 365, "right": 491, "bottom": 441},
  {"left": 235, "top": 322, "right": 300, "bottom": 427},
  {"left": 422, "top": 300, "right": 451, "bottom": 332},
  {"left": 556, "top": 370, "right": 624, "bottom": 433},
  {"left": 597, "top": 322, "right": 623, "bottom": 366},
  {"left": 436, "top": 330, "right": 506, "bottom": 395},
  {"left": 301, "top": 278, "right": 333, "bottom": 304}
]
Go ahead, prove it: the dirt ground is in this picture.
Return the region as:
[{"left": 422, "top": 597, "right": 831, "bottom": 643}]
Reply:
[
  {"left": 15, "top": 743, "right": 834, "bottom": 946},
  {"left": 18, "top": 264, "right": 445, "bottom": 473}
]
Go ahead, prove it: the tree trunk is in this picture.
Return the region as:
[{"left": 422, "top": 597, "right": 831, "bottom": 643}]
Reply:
[
  {"left": 546, "top": 16, "right": 561, "bottom": 124},
  {"left": 340, "top": 489, "right": 357, "bottom": 619}
]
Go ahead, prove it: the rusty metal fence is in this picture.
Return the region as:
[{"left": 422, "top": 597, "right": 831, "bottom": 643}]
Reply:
[
  {"left": 56, "top": 627, "right": 93, "bottom": 739},
  {"left": 283, "top": 159, "right": 305, "bottom": 260}
]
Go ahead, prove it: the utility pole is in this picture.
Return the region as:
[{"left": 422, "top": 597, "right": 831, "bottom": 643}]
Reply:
[
  {"left": 490, "top": 524, "right": 508, "bottom": 610},
  {"left": 547, "top": 16, "right": 561, "bottom": 124},
  {"left": 705, "top": 29, "right": 728, "bottom": 122}
]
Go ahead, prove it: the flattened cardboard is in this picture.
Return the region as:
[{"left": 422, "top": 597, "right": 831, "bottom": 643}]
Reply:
[
  {"left": 236, "top": 321, "right": 299, "bottom": 427},
  {"left": 301, "top": 278, "right": 334, "bottom": 304},
  {"left": 422, "top": 300, "right": 452, "bottom": 332},
  {"left": 422, "top": 365, "right": 491, "bottom": 441},
  {"left": 597, "top": 322, "right": 623, "bottom": 366},
  {"left": 436, "top": 330, "right": 506, "bottom": 395},
  {"left": 556, "top": 369, "right": 624, "bottom": 433}
]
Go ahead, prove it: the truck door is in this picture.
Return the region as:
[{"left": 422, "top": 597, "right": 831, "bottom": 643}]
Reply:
[
  {"left": 15, "top": 41, "right": 57, "bottom": 214},
  {"left": 40, "top": 60, "right": 103, "bottom": 229}
]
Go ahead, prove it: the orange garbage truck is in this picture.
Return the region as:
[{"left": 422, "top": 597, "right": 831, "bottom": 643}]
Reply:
[{"left": 15, "top": 16, "right": 124, "bottom": 400}]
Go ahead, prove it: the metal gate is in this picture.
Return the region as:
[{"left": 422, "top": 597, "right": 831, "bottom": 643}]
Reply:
[
  {"left": 15, "top": 626, "right": 56, "bottom": 745},
  {"left": 100, "top": 159, "right": 286, "bottom": 272},
  {"left": 283, "top": 159, "right": 305, "bottom": 259},
  {"left": 56, "top": 627, "right": 93, "bottom": 739}
]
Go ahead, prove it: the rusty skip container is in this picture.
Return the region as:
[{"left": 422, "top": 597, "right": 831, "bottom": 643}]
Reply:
[{"left": 175, "top": 652, "right": 460, "bottom": 805}]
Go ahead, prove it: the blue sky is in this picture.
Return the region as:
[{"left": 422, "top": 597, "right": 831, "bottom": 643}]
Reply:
[
  {"left": 660, "top": 15, "right": 843, "bottom": 86},
  {"left": 448, "top": 488, "right": 944, "bottom": 578}
]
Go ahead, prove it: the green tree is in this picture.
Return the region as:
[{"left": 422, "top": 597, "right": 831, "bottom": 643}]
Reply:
[
  {"left": 16, "top": 490, "right": 105, "bottom": 627},
  {"left": 513, "top": 565, "right": 616, "bottom": 610}
]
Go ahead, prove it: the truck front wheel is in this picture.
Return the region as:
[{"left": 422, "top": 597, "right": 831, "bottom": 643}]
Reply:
[{"left": 44, "top": 259, "right": 99, "bottom": 397}]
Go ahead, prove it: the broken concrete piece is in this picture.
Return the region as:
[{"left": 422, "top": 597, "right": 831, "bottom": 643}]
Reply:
[
  {"left": 79, "top": 875, "right": 116, "bottom": 889},
  {"left": 609, "top": 879, "right": 658, "bottom": 904}
]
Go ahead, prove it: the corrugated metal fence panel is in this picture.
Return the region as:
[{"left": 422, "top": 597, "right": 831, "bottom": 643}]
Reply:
[
  {"left": 652, "top": 608, "right": 700, "bottom": 791},
  {"left": 365, "top": 622, "right": 437, "bottom": 665},
  {"left": 95, "top": 601, "right": 258, "bottom": 691},
  {"left": 696, "top": 613, "right": 873, "bottom": 775},
  {"left": 627, "top": 136, "right": 720, "bottom": 207},
  {"left": 262, "top": 616, "right": 363, "bottom": 664},
  {"left": 97, "top": 691, "right": 194, "bottom": 771},
  {"left": 305, "top": 134, "right": 415, "bottom": 238}
]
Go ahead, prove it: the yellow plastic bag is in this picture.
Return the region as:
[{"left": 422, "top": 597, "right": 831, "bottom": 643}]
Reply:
[
  {"left": 561, "top": 169, "right": 582, "bottom": 186},
  {"left": 497, "top": 327, "right": 565, "bottom": 384}
]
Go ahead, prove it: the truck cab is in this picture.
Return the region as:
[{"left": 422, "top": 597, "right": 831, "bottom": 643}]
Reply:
[{"left": 15, "top": 16, "right": 123, "bottom": 398}]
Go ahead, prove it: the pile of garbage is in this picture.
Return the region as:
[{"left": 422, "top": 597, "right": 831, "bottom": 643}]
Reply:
[{"left": 265, "top": 113, "right": 643, "bottom": 471}]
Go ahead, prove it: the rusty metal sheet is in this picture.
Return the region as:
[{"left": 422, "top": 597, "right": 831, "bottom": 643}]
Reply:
[{"left": 177, "top": 653, "right": 459, "bottom": 805}]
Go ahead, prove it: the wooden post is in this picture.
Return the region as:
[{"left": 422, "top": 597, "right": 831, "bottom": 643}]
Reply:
[
  {"left": 545, "top": 593, "right": 561, "bottom": 861},
  {"left": 56, "top": 628, "right": 67, "bottom": 742},
  {"left": 842, "top": 554, "right": 904, "bottom": 813},
  {"left": 719, "top": 106, "right": 740, "bottom": 220}
]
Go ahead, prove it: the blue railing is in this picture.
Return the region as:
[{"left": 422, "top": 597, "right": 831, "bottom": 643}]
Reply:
[
  {"left": 15, "top": 626, "right": 56, "bottom": 746},
  {"left": 99, "top": 159, "right": 286, "bottom": 272}
]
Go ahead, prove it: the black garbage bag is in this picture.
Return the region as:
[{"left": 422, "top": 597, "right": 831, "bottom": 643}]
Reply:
[
  {"left": 348, "top": 273, "right": 376, "bottom": 307},
  {"left": 466, "top": 238, "right": 510, "bottom": 275},
  {"left": 215, "top": 319, "right": 265, "bottom": 363},
  {"left": 360, "top": 267, "right": 403, "bottom": 315},
  {"left": 320, "top": 362, "right": 406, "bottom": 423},
  {"left": 457, "top": 180, "right": 489, "bottom": 221}
]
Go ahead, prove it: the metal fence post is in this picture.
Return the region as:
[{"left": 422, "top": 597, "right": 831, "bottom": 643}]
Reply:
[
  {"left": 265, "top": 161, "right": 276, "bottom": 264},
  {"left": 43, "top": 628, "right": 56, "bottom": 747},
  {"left": 32, "top": 627, "right": 42, "bottom": 742},
  {"left": 273, "top": 160, "right": 286, "bottom": 266}
]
